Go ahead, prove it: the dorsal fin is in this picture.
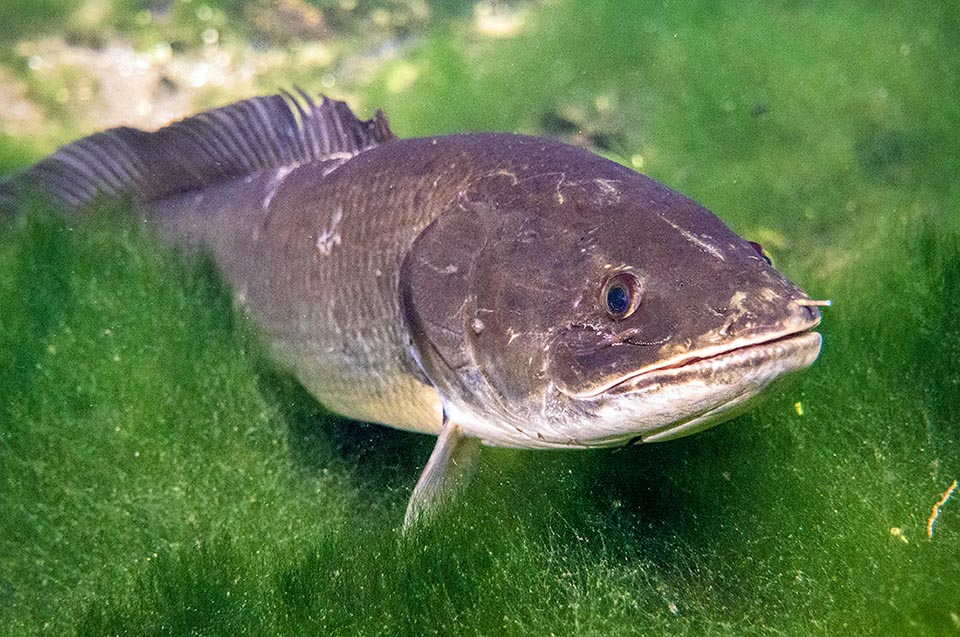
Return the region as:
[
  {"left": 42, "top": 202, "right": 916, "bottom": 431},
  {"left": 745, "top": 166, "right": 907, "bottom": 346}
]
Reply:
[{"left": 0, "top": 90, "right": 394, "bottom": 211}]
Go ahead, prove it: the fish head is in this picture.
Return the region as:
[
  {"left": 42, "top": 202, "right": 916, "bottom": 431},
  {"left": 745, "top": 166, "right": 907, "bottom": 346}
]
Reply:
[{"left": 402, "top": 153, "right": 822, "bottom": 448}]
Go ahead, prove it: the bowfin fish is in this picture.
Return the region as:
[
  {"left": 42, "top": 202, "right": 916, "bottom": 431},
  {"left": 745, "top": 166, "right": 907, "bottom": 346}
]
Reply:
[{"left": 0, "top": 92, "right": 825, "bottom": 529}]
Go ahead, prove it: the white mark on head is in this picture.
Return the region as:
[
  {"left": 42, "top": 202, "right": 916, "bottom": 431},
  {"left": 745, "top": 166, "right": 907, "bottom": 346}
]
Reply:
[
  {"left": 726, "top": 290, "right": 749, "bottom": 311},
  {"left": 661, "top": 216, "right": 726, "bottom": 260},
  {"left": 718, "top": 291, "right": 749, "bottom": 335},
  {"left": 490, "top": 169, "right": 520, "bottom": 185},
  {"left": 471, "top": 318, "right": 485, "bottom": 335},
  {"left": 315, "top": 207, "right": 344, "bottom": 256},
  {"left": 417, "top": 256, "right": 459, "bottom": 275},
  {"left": 758, "top": 287, "right": 783, "bottom": 303},
  {"left": 553, "top": 172, "right": 567, "bottom": 204},
  {"left": 592, "top": 178, "right": 622, "bottom": 204}
]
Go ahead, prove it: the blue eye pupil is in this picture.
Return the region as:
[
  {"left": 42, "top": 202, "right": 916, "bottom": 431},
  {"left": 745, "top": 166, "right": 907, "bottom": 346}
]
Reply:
[{"left": 607, "top": 285, "right": 630, "bottom": 315}]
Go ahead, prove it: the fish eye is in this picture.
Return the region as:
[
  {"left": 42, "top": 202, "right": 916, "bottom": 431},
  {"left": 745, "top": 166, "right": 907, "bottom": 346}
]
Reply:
[
  {"left": 748, "top": 241, "right": 773, "bottom": 266},
  {"left": 602, "top": 271, "right": 641, "bottom": 320}
]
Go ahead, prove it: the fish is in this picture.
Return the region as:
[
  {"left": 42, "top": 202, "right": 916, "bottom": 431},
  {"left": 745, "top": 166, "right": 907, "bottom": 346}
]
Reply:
[{"left": 0, "top": 91, "right": 825, "bottom": 529}]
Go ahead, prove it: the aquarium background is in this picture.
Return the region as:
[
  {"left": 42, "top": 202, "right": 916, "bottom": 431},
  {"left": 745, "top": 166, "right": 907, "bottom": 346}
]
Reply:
[{"left": 1, "top": 1, "right": 958, "bottom": 634}]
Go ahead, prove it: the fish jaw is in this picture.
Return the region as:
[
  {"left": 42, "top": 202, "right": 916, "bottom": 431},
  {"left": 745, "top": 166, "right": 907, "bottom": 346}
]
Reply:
[
  {"left": 457, "top": 327, "right": 822, "bottom": 450},
  {"left": 599, "top": 330, "right": 823, "bottom": 444}
]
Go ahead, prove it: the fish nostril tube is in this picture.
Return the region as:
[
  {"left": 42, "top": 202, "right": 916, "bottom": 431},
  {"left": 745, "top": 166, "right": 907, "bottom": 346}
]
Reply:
[
  {"left": 792, "top": 298, "right": 831, "bottom": 322},
  {"left": 793, "top": 298, "right": 832, "bottom": 307}
]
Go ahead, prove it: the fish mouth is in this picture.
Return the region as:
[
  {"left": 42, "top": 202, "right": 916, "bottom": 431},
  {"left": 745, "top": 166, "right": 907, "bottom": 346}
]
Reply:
[
  {"left": 606, "top": 328, "right": 823, "bottom": 395},
  {"left": 596, "top": 328, "right": 822, "bottom": 443}
]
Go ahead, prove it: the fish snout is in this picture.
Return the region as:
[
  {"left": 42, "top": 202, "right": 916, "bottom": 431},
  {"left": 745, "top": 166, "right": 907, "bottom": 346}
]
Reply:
[{"left": 710, "top": 286, "right": 823, "bottom": 345}]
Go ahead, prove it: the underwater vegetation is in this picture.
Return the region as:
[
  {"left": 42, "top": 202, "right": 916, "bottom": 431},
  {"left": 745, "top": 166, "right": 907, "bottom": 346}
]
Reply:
[{"left": 1, "top": 0, "right": 958, "bottom": 634}]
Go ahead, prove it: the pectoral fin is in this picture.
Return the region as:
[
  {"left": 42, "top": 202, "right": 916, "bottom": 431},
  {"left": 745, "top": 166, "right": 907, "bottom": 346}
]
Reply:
[{"left": 403, "top": 416, "right": 482, "bottom": 532}]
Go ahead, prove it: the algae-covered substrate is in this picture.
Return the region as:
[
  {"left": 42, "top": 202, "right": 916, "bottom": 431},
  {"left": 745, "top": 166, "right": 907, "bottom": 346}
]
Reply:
[{"left": 1, "top": 1, "right": 958, "bottom": 634}]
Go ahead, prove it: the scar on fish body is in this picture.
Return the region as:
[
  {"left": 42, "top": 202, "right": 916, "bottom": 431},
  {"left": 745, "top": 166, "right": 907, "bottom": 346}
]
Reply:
[{"left": 0, "top": 91, "right": 827, "bottom": 530}]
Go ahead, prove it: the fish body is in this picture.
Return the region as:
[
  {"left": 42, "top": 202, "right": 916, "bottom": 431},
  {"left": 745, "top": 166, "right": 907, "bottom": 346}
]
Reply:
[{"left": 1, "top": 94, "right": 824, "bottom": 526}]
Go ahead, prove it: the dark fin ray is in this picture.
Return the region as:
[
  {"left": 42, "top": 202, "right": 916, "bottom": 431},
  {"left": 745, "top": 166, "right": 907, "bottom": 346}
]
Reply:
[{"left": 0, "top": 92, "right": 396, "bottom": 212}]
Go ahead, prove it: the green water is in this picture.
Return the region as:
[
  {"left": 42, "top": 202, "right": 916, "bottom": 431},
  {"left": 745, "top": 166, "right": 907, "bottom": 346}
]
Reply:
[{"left": 1, "top": 1, "right": 958, "bottom": 634}]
